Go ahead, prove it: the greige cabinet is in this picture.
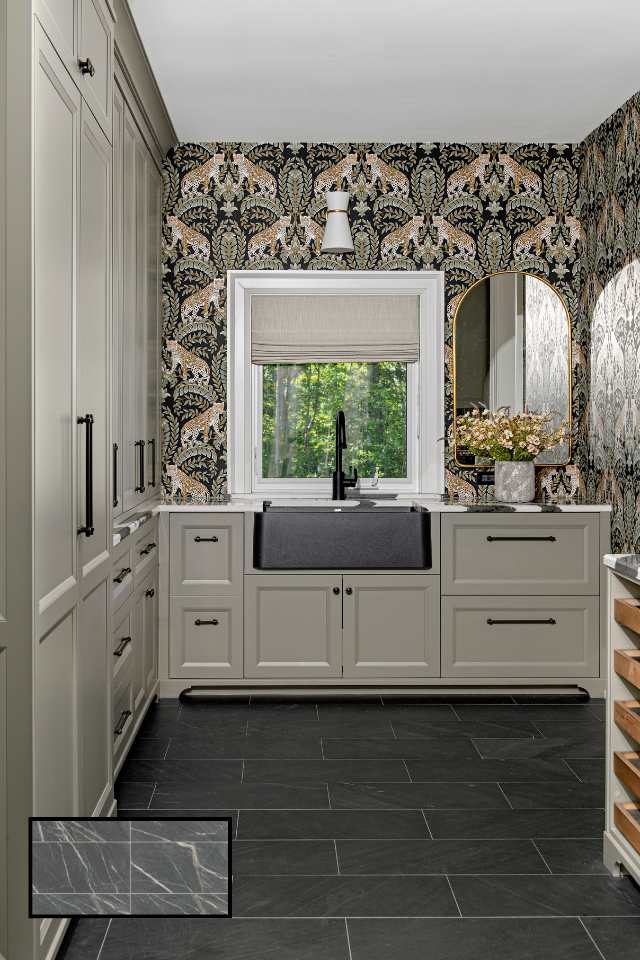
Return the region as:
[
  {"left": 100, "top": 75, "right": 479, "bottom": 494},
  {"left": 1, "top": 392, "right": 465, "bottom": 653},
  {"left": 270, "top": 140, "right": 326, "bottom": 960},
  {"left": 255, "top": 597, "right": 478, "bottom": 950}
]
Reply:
[
  {"left": 342, "top": 575, "right": 440, "bottom": 678},
  {"left": 170, "top": 514, "right": 244, "bottom": 596},
  {"left": 170, "top": 597, "right": 244, "bottom": 679},
  {"left": 244, "top": 575, "right": 342, "bottom": 679}
]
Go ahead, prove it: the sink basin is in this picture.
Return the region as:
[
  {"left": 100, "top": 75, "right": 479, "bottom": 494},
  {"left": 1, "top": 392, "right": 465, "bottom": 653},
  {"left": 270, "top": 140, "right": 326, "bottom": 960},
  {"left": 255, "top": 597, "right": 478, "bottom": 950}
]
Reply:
[{"left": 253, "top": 502, "right": 431, "bottom": 569}]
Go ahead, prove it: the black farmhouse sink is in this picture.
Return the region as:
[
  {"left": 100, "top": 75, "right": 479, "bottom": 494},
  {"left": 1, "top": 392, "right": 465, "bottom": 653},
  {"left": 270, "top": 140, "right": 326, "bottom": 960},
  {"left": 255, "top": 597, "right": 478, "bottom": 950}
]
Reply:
[{"left": 253, "top": 502, "right": 431, "bottom": 569}]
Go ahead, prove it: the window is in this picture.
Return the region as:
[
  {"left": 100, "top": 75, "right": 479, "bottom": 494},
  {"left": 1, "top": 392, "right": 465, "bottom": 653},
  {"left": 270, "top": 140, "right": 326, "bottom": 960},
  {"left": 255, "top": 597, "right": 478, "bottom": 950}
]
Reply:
[{"left": 228, "top": 271, "right": 445, "bottom": 496}]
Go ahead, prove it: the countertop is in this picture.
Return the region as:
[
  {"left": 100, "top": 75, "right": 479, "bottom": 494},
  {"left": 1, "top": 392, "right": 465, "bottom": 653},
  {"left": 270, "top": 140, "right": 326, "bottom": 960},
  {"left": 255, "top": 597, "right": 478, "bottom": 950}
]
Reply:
[{"left": 603, "top": 553, "right": 640, "bottom": 583}]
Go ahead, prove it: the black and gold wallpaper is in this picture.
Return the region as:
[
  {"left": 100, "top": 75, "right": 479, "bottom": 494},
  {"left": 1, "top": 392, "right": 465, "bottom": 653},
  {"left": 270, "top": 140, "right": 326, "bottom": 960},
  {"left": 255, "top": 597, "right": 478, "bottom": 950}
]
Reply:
[
  {"left": 162, "top": 142, "right": 585, "bottom": 502},
  {"left": 580, "top": 91, "right": 640, "bottom": 551}
]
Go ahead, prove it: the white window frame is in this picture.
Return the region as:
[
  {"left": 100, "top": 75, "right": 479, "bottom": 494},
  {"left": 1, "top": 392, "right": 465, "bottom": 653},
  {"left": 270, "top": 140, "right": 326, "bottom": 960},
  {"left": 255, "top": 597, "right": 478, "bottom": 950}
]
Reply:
[{"left": 227, "top": 270, "right": 445, "bottom": 497}]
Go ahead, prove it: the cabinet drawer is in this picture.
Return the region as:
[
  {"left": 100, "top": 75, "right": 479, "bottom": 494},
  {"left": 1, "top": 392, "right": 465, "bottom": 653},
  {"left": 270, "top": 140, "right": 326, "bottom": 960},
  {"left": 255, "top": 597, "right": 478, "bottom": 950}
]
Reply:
[
  {"left": 170, "top": 514, "right": 243, "bottom": 596},
  {"left": 111, "top": 549, "right": 134, "bottom": 611},
  {"left": 78, "top": 0, "right": 113, "bottom": 139},
  {"left": 112, "top": 670, "right": 134, "bottom": 770},
  {"left": 134, "top": 527, "right": 158, "bottom": 579},
  {"left": 442, "top": 595, "right": 599, "bottom": 678},
  {"left": 169, "top": 596, "right": 243, "bottom": 680},
  {"left": 111, "top": 607, "right": 133, "bottom": 685},
  {"left": 442, "top": 514, "right": 599, "bottom": 595}
]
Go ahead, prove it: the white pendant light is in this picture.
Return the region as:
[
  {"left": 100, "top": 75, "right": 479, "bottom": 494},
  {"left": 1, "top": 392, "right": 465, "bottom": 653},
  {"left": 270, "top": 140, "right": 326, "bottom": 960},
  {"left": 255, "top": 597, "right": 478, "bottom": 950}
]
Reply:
[{"left": 321, "top": 190, "right": 354, "bottom": 254}]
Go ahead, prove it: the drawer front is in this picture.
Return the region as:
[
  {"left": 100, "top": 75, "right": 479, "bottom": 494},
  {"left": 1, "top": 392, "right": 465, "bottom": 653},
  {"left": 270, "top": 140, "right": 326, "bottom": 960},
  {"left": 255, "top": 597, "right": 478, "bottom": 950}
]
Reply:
[
  {"left": 111, "top": 607, "right": 133, "bottom": 685},
  {"left": 111, "top": 548, "right": 134, "bottom": 611},
  {"left": 169, "top": 596, "right": 243, "bottom": 679},
  {"left": 170, "top": 514, "right": 244, "bottom": 597},
  {"left": 442, "top": 514, "right": 599, "bottom": 595},
  {"left": 134, "top": 525, "right": 159, "bottom": 579},
  {"left": 112, "top": 670, "right": 134, "bottom": 768},
  {"left": 442, "top": 595, "right": 599, "bottom": 678}
]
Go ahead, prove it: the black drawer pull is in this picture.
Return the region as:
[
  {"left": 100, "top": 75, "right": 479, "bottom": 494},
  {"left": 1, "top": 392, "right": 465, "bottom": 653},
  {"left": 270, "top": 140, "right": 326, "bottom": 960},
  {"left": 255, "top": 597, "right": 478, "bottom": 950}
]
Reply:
[
  {"left": 140, "top": 542, "right": 157, "bottom": 556},
  {"left": 113, "top": 566, "right": 132, "bottom": 584},
  {"left": 78, "top": 57, "right": 95, "bottom": 77},
  {"left": 113, "top": 442, "right": 119, "bottom": 508},
  {"left": 149, "top": 438, "right": 156, "bottom": 487},
  {"left": 77, "top": 414, "right": 94, "bottom": 536},
  {"left": 345, "top": 587, "right": 353, "bottom": 595},
  {"left": 113, "top": 636, "right": 132, "bottom": 657},
  {"left": 145, "top": 588, "right": 155, "bottom": 598},
  {"left": 194, "top": 535, "right": 218, "bottom": 543},
  {"left": 114, "top": 709, "right": 131, "bottom": 737},
  {"left": 194, "top": 618, "right": 219, "bottom": 626},
  {"left": 486, "top": 535, "right": 556, "bottom": 542},
  {"left": 135, "top": 439, "right": 146, "bottom": 493},
  {"left": 487, "top": 617, "right": 557, "bottom": 626},
  {"left": 332, "top": 586, "right": 340, "bottom": 595}
]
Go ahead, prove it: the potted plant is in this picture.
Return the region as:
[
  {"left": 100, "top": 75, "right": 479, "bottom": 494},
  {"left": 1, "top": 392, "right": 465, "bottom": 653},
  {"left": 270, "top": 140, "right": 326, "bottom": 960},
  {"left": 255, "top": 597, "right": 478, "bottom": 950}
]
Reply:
[{"left": 453, "top": 408, "right": 566, "bottom": 503}]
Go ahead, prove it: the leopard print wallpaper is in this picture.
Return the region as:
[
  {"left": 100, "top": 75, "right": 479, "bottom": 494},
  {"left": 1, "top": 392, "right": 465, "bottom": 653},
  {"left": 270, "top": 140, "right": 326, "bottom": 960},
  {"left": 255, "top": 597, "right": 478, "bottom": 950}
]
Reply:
[
  {"left": 580, "top": 91, "right": 640, "bottom": 551},
  {"left": 161, "top": 143, "right": 585, "bottom": 502}
]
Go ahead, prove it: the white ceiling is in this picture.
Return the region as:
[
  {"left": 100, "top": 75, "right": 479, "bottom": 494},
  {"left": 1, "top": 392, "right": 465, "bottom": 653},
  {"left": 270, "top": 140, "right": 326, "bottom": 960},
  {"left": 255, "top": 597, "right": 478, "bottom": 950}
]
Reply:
[{"left": 130, "top": 0, "right": 640, "bottom": 144}]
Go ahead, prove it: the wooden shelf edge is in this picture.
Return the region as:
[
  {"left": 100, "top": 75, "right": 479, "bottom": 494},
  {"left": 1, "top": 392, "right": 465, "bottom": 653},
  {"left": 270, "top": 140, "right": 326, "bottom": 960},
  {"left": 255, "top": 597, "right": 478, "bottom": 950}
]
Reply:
[
  {"left": 614, "top": 649, "right": 640, "bottom": 690},
  {"left": 614, "top": 597, "right": 640, "bottom": 638},
  {"left": 614, "top": 801, "right": 640, "bottom": 856},
  {"left": 614, "top": 751, "right": 640, "bottom": 800},
  {"left": 614, "top": 699, "right": 640, "bottom": 745}
]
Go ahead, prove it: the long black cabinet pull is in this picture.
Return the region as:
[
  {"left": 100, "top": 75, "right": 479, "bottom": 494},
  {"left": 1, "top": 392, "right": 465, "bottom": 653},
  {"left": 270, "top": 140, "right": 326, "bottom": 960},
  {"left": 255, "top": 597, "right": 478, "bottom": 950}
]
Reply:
[
  {"left": 149, "top": 438, "right": 156, "bottom": 487},
  {"left": 194, "top": 618, "right": 219, "bottom": 626},
  {"left": 77, "top": 414, "right": 94, "bottom": 536},
  {"left": 194, "top": 535, "right": 218, "bottom": 543},
  {"left": 113, "top": 566, "right": 131, "bottom": 584},
  {"left": 487, "top": 617, "right": 557, "bottom": 626},
  {"left": 486, "top": 535, "right": 556, "bottom": 542},
  {"left": 135, "top": 439, "right": 146, "bottom": 493},
  {"left": 114, "top": 709, "right": 131, "bottom": 737},
  {"left": 113, "top": 636, "right": 132, "bottom": 657},
  {"left": 112, "top": 442, "right": 119, "bottom": 508}
]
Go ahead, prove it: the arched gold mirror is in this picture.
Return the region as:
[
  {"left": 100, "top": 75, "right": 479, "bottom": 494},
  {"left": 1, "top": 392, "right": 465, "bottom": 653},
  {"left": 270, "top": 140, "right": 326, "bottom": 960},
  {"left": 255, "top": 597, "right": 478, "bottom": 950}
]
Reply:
[{"left": 453, "top": 272, "right": 571, "bottom": 467}]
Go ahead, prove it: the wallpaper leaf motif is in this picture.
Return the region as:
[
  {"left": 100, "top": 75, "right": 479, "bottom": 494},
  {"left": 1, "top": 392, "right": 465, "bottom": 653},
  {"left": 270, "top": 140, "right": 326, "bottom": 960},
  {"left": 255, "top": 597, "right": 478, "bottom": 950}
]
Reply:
[{"left": 162, "top": 142, "right": 585, "bottom": 502}]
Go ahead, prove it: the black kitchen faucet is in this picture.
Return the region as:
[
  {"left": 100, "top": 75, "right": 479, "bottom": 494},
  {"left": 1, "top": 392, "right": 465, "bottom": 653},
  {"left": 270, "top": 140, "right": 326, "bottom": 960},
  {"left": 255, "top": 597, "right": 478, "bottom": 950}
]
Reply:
[{"left": 332, "top": 410, "right": 358, "bottom": 500}]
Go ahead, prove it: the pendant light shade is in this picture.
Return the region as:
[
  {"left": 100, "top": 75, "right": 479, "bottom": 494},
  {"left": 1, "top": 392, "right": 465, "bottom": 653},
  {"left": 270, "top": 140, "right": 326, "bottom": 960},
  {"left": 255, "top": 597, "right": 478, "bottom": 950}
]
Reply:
[{"left": 321, "top": 190, "right": 354, "bottom": 253}]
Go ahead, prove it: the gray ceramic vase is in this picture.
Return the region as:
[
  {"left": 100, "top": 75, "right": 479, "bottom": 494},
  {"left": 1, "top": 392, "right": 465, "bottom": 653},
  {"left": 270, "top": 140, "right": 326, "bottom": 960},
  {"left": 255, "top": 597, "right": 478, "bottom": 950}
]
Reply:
[{"left": 494, "top": 460, "right": 535, "bottom": 503}]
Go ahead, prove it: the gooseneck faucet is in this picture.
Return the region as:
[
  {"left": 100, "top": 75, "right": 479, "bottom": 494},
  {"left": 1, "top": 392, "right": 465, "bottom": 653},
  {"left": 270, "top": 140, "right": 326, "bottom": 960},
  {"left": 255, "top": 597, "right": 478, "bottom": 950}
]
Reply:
[{"left": 332, "top": 410, "right": 358, "bottom": 500}]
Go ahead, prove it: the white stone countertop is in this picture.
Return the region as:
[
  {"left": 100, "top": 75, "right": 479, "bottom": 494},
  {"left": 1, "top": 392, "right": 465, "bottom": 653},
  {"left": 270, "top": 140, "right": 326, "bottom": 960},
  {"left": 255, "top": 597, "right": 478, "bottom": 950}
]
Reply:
[{"left": 603, "top": 553, "right": 640, "bottom": 583}]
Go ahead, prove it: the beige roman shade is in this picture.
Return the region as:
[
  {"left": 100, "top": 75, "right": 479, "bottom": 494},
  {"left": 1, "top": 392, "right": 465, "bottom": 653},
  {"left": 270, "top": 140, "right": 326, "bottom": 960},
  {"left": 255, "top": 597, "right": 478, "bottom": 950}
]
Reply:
[{"left": 250, "top": 294, "right": 420, "bottom": 363}]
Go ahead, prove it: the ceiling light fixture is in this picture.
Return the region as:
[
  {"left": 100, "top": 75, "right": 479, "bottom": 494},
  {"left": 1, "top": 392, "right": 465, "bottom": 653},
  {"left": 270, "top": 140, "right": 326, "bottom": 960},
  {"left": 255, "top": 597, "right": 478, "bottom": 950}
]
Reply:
[{"left": 321, "top": 190, "right": 354, "bottom": 254}]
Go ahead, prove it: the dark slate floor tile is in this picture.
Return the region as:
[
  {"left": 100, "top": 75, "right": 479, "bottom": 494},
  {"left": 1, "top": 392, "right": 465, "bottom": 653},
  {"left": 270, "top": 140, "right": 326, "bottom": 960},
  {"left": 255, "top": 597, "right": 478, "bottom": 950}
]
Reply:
[
  {"left": 565, "top": 758, "right": 605, "bottom": 783},
  {"left": 139, "top": 713, "right": 246, "bottom": 739},
  {"left": 323, "top": 738, "right": 479, "bottom": 760},
  {"left": 243, "top": 759, "right": 409, "bottom": 783},
  {"left": 391, "top": 719, "right": 538, "bottom": 739},
  {"left": 166, "top": 734, "right": 323, "bottom": 759},
  {"left": 328, "top": 781, "right": 509, "bottom": 811},
  {"left": 180, "top": 694, "right": 251, "bottom": 706},
  {"left": 534, "top": 720, "right": 606, "bottom": 743},
  {"left": 582, "top": 917, "right": 640, "bottom": 959},
  {"left": 56, "top": 919, "right": 110, "bottom": 959},
  {"left": 114, "top": 781, "right": 155, "bottom": 809},
  {"left": 237, "top": 810, "right": 430, "bottom": 840},
  {"left": 32, "top": 842, "right": 130, "bottom": 894},
  {"left": 318, "top": 703, "right": 457, "bottom": 721},
  {"left": 534, "top": 838, "right": 608, "bottom": 874},
  {"left": 347, "top": 917, "right": 602, "bottom": 960},
  {"left": 474, "top": 733, "right": 605, "bottom": 760},
  {"left": 118, "top": 808, "right": 238, "bottom": 836},
  {"left": 451, "top": 875, "right": 640, "bottom": 917},
  {"left": 100, "top": 917, "right": 350, "bottom": 960},
  {"left": 150, "top": 782, "right": 330, "bottom": 810},
  {"left": 127, "top": 738, "right": 169, "bottom": 759},
  {"left": 588, "top": 702, "right": 606, "bottom": 720},
  {"left": 233, "top": 840, "right": 338, "bottom": 875},
  {"left": 499, "top": 780, "right": 604, "bottom": 809},
  {"left": 246, "top": 719, "right": 396, "bottom": 738},
  {"left": 455, "top": 705, "right": 605, "bottom": 723},
  {"left": 233, "top": 875, "right": 458, "bottom": 917},
  {"left": 181, "top": 699, "right": 319, "bottom": 720},
  {"left": 426, "top": 808, "right": 604, "bottom": 839},
  {"left": 407, "top": 757, "right": 578, "bottom": 782},
  {"left": 131, "top": 841, "right": 228, "bottom": 894},
  {"left": 336, "top": 838, "right": 546, "bottom": 875},
  {"left": 130, "top": 892, "right": 228, "bottom": 915},
  {"left": 118, "top": 758, "right": 243, "bottom": 783}
]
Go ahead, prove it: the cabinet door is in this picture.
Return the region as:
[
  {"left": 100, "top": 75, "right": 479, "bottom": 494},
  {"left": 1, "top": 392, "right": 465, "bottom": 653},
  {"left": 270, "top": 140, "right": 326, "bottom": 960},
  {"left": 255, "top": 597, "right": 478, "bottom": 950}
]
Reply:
[
  {"left": 77, "top": 574, "right": 110, "bottom": 814},
  {"left": 146, "top": 157, "right": 161, "bottom": 493},
  {"left": 244, "top": 575, "right": 342, "bottom": 678},
  {"left": 170, "top": 514, "right": 244, "bottom": 597},
  {"left": 111, "top": 84, "right": 124, "bottom": 517},
  {"left": 131, "top": 582, "right": 146, "bottom": 714},
  {"left": 77, "top": 103, "right": 111, "bottom": 577},
  {"left": 78, "top": 0, "right": 113, "bottom": 139},
  {"left": 143, "top": 573, "right": 158, "bottom": 695},
  {"left": 36, "top": 0, "right": 76, "bottom": 72},
  {"left": 170, "top": 596, "right": 243, "bottom": 679},
  {"left": 342, "top": 575, "right": 440, "bottom": 678}
]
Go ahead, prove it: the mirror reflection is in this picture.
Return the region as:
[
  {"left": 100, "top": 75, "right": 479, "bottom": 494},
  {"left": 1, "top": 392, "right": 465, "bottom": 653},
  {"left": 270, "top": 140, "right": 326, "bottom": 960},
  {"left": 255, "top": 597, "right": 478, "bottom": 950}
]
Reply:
[{"left": 454, "top": 272, "right": 570, "bottom": 465}]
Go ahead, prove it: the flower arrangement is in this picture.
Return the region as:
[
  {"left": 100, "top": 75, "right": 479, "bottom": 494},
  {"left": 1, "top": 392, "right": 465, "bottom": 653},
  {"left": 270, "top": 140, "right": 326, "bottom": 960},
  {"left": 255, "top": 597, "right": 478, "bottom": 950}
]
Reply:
[{"left": 453, "top": 408, "right": 566, "bottom": 462}]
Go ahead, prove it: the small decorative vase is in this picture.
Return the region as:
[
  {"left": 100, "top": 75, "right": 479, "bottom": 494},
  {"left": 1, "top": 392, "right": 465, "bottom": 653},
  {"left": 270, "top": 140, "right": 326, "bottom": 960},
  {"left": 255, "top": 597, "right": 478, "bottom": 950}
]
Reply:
[{"left": 494, "top": 460, "right": 535, "bottom": 503}]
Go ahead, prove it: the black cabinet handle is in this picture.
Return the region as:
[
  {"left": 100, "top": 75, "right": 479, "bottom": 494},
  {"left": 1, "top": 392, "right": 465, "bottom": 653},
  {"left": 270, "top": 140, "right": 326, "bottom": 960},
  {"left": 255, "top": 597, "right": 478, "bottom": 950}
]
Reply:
[
  {"left": 78, "top": 57, "right": 95, "bottom": 77},
  {"left": 145, "top": 588, "right": 155, "bottom": 598},
  {"left": 345, "top": 587, "right": 353, "bottom": 595},
  {"left": 140, "top": 542, "right": 157, "bottom": 556},
  {"left": 114, "top": 709, "right": 131, "bottom": 737},
  {"left": 149, "top": 438, "right": 156, "bottom": 487},
  {"left": 486, "top": 535, "right": 556, "bottom": 542},
  {"left": 113, "top": 566, "right": 131, "bottom": 584},
  {"left": 487, "top": 618, "right": 556, "bottom": 625},
  {"left": 332, "top": 587, "right": 340, "bottom": 595},
  {"left": 77, "top": 414, "right": 94, "bottom": 536},
  {"left": 113, "top": 442, "right": 119, "bottom": 508},
  {"left": 135, "top": 440, "right": 146, "bottom": 493},
  {"left": 194, "top": 618, "right": 219, "bottom": 626},
  {"left": 113, "top": 636, "right": 132, "bottom": 657},
  {"left": 194, "top": 535, "right": 218, "bottom": 543}
]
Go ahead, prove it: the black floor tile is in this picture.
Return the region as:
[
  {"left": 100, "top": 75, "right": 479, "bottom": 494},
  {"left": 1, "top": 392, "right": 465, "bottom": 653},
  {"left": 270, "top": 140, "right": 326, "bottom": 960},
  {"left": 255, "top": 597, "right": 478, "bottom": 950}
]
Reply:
[
  {"left": 391, "top": 719, "right": 539, "bottom": 739},
  {"left": 328, "top": 781, "right": 509, "bottom": 810},
  {"left": 566, "top": 758, "right": 605, "bottom": 783},
  {"left": 246, "top": 719, "right": 396, "bottom": 738},
  {"left": 127, "top": 738, "right": 169, "bottom": 759},
  {"left": 118, "top": 758, "right": 243, "bottom": 783},
  {"left": 582, "top": 916, "right": 640, "bottom": 959},
  {"left": 117, "top": 808, "right": 238, "bottom": 836},
  {"left": 534, "top": 720, "right": 607, "bottom": 740},
  {"left": 137, "top": 716, "right": 247, "bottom": 739},
  {"left": 322, "top": 737, "right": 479, "bottom": 759},
  {"left": 588, "top": 702, "right": 606, "bottom": 721},
  {"left": 426, "top": 808, "right": 604, "bottom": 839},
  {"left": 336, "top": 838, "right": 546, "bottom": 875},
  {"left": 182, "top": 700, "right": 319, "bottom": 720},
  {"left": 150, "top": 782, "right": 330, "bottom": 810},
  {"left": 233, "top": 840, "right": 338, "bottom": 875},
  {"left": 114, "top": 780, "right": 155, "bottom": 809},
  {"left": 166, "top": 734, "right": 324, "bottom": 759},
  {"left": 407, "top": 757, "right": 578, "bottom": 782},
  {"left": 237, "top": 810, "right": 430, "bottom": 840},
  {"left": 376, "top": 704, "right": 460, "bottom": 720},
  {"left": 499, "top": 780, "right": 604, "bottom": 809},
  {"left": 534, "top": 838, "right": 608, "bottom": 874},
  {"left": 347, "top": 917, "right": 602, "bottom": 960},
  {"left": 455, "top": 705, "right": 604, "bottom": 723},
  {"left": 99, "top": 917, "right": 350, "bottom": 960},
  {"left": 473, "top": 731, "right": 605, "bottom": 760},
  {"left": 450, "top": 874, "right": 640, "bottom": 916},
  {"left": 233, "top": 875, "right": 458, "bottom": 917},
  {"left": 243, "top": 759, "right": 409, "bottom": 783},
  {"left": 56, "top": 919, "right": 109, "bottom": 959}
]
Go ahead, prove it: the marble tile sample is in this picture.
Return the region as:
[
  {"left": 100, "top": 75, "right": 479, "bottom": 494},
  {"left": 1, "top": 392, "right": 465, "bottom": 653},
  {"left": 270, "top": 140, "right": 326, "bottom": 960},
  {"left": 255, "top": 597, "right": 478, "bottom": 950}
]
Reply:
[{"left": 30, "top": 818, "right": 230, "bottom": 917}]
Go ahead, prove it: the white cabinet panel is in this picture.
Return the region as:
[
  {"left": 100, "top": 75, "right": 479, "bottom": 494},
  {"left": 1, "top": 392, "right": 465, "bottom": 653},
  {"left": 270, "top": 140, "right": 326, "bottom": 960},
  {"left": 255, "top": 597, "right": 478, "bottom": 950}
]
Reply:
[
  {"left": 111, "top": 84, "right": 124, "bottom": 517},
  {"left": 78, "top": 0, "right": 113, "bottom": 139},
  {"left": 36, "top": 611, "right": 76, "bottom": 815},
  {"left": 143, "top": 574, "right": 158, "bottom": 694},
  {"left": 77, "top": 576, "right": 109, "bottom": 814},
  {"left": 170, "top": 514, "right": 244, "bottom": 597},
  {"left": 170, "top": 596, "right": 243, "bottom": 679}
]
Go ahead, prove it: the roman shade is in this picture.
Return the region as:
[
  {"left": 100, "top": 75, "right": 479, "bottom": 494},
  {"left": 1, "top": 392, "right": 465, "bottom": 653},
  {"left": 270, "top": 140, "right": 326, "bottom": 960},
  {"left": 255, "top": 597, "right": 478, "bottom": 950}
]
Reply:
[{"left": 250, "top": 294, "right": 420, "bottom": 363}]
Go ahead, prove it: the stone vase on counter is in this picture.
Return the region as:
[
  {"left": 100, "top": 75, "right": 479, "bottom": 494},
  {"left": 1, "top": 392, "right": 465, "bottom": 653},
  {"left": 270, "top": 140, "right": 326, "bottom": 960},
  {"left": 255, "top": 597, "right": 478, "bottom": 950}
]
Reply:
[{"left": 494, "top": 460, "right": 535, "bottom": 503}]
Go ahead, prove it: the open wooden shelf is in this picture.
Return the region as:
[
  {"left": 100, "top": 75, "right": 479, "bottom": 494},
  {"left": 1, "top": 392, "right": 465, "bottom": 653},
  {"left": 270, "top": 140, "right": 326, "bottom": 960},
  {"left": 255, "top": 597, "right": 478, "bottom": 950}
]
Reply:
[
  {"left": 614, "top": 648, "right": 640, "bottom": 689},
  {"left": 614, "top": 801, "right": 640, "bottom": 856},
  {"left": 614, "top": 751, "right": 640, "bottom": 800},
  {"left": 614, "top": 597, "right": 640, "bottom": 637},
  {"left": 615, "top": 700, "right": 640, "bottom": 744}
]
